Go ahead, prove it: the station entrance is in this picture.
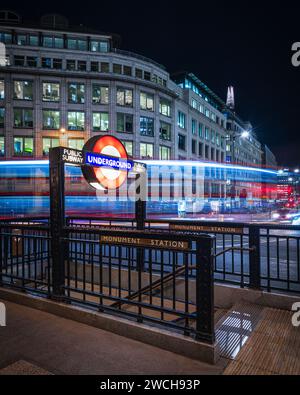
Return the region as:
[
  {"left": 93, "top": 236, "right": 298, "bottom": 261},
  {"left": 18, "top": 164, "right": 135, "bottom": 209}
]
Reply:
[{"left": 46, "top": 136, "right": 215, "bottom": 344}]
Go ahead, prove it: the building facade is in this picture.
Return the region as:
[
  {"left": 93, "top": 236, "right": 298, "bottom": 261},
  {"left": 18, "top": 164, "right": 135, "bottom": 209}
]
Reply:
[{"left": 0, "top": 11, "right": 264, "bottom": 168}]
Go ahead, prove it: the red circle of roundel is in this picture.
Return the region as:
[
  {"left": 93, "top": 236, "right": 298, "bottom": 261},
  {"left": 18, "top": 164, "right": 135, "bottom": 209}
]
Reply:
[
  {"left": 92, "top": 135, "right": 127, "bottom": 160},
  {"left": 82, "top": 135, "right": 129, "bottom": 190}
]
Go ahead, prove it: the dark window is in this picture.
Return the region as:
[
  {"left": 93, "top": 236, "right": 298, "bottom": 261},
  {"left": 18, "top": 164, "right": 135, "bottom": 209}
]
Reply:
[
  {"left": 42, "top": 58, "right": 52, "bottom": 68},
  {"left": 13, "top": 108, "right": 33, "bottom": 128},
  {"left": 91, "top": 61, "right": 99, "bottom": 72},
  {"left": 66, "top": 60, "right": 76, "bottom": 70},
  {"left": 14, "top": 56, "right": 25, "bottom": 66},
  {"left": 192, "top": 139, "right": 196, "bottom": 154},
  {"left": 140, "top": 116, "right": 154, "bottom": 137},
  {"left": 53, "top": 59, "right": 62, "bottom": 69},
  {"left": 117, "top": 113, "right": 133, "bottom": 133},
  {"left": 178, "top": 134, "right": 186, "bottom": 151}
]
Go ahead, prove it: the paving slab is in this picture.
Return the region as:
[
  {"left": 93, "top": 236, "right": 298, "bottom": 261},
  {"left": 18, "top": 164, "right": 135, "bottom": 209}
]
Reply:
[{"left": 0, "top": 299, "right": 226, "bottom": 375}]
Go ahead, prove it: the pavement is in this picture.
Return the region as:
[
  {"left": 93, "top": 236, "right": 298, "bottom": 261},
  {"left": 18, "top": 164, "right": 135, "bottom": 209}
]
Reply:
[{"left": 0, "top": 299, "right": 226, "bottom": 375}]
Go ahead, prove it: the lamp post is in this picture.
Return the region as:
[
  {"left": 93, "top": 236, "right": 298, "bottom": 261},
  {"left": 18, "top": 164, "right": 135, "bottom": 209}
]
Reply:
[
  {"left": 59, "top": 127, "right": 66, "bottom": 146},
  {"left": 229, "top": 130, "right": 251, "bottom": 211}
]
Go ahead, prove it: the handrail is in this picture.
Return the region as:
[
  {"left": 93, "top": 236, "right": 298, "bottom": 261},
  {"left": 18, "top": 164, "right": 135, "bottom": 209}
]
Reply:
[{"left": 111, "top": 264, "right": 196, "bottom": 308}]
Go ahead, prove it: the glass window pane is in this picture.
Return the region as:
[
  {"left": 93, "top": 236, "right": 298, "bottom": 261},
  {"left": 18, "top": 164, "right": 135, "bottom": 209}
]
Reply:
[
  {"left": 14, "top": 81, "right": 33, "bottom": 100},
  {"left": 68, "top": 111, "right": 85, "bottom": 130},
  {"left": 0, "top": 136, "right": 4, "bottom": 156},
  {"left": 68, "top": 83, "right": 85, "bottom": 104},
  {"left": 121, "top": 141, "right": 133, "bottom": 157},
  {"left": 68, "top": 139, "right": 84, "bottom": 150},
  {"left": 0, "top": 80, "right": 4, "bottom": 99},
  {"left": 43, "top": 110, "right": 60, "bottom": 129},
  {"left": 42, "top": 82, "right": 60, "bottom": 102},
  {"left": 92, "top": 112, "right": 109, "bottom": 131},
  {"left": 92, "top": 85, "right": 109, "bottom": 104}
]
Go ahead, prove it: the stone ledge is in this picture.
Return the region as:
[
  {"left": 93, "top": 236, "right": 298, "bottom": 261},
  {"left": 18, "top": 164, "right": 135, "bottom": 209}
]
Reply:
[{"left": 0, "top": 287, "right": 219, "bottom": 365}]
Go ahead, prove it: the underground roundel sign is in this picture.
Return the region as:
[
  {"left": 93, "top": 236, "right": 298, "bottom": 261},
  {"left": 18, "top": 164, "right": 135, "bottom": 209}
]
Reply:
[{"left": 81, "top": 135, "right": 133, "bottom": 190}]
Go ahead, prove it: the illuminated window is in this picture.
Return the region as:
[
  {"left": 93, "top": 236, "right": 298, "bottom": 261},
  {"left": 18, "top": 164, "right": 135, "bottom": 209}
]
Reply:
[
  {"left": 43, "top": 110, "right": 60, "bottom": 129},
  {"left": 211, "top": 130, "right": 215, "bottom": 144},
  {"left": 159, "top": 121, "right": 171, "bottom": 141},
  {"left": 68, "top": 138, "right": 84, "bottom": 150},
  {"left": 92, "top": 85, "right": 109, "bottom": 104},
  {"left": 0, "top": 108, "right": 4, "bottom": 127},
  {"left": 42, "top": 137, "right": 59, "bottom": 156},
  {"left": 140, "top": 116, "right": 154, "bottom": 137},
  {"left": 29, "top": 35, "right": 38, "bottom": 46},
  {"left": 67, "top": 39, "right": 87, "bottom": 51},
  {"left": 140, "top": 143, "right": 153, "bottom": 159},
  {"left": 68, "top": 111, "right": 85, "bottom": 131},
  {"left": 117, "top": 88, "right": 133, "bottom": 107},
  {"left": 198, "top": 123, "right": 203, "bottom": 138},
  {"left": 0, "top": 80, "right": 4, "bottom": 99},
  {"left": 13, "top": 137, "right": 33, "bottom": 156},
  {"left": 68, "top": 83, "right": 85, "bottom": 104},
  {"left": 192, "top": 119, "right": 197, "bottom": 135},
  {"left": 92, "top": 112, "right": 109, "bottom": 131},
  {"left": 42, "top": 82, "right": 60, "bottom": 102},
  {"left": 205, "top": 127, "right": 210, "bottom": 141},
  {"left": 91, "top": 40, "right": 109, "bottom": 52},
  {"left": 13, "top": 108, "right": 33, "bottom": 128},
  {"left": 121, "top": 141, "right": 133, "bottom": 157},
  {"left": 0, "top": 136, "right": 4, "bottom": 156},
  {"left": 43, "top": 36, "right": 63, "bottom": 48},
  {"left": 159, "top": 146, "right": 170, "bottom": 160},
  {"left": 17, "top": 34, "right": 26, "bottom": 45},
  {"left": 159, "top": 99, "right": 171, "bottom": 117},
  {"left": 0, "top": 32, "right": 12, "bottom": 44},
  {"left": 140, "top": 92, "right": 154, "bottom": 111},
  {"left": 177, "top": 111, "right": 186, "bottom": 129},
  {"left": 13, "top": 81, "right": 33, "bottom": 100}
]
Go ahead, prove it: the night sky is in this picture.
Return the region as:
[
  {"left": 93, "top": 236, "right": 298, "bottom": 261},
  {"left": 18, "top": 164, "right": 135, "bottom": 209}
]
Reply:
[{"left": 3, "top": 0, "right": 300, "bottom": 166}]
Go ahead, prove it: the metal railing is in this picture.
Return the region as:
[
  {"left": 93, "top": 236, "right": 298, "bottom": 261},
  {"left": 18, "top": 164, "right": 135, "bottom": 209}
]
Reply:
[
  {"left": 62, "top": 226, "right": 215, "bottom": 343},
  {"left": 0, "top": 219, "right": 215, "bottom": 343},
  {"left": 66, "top": 216, "right": 300, "bottom": 295},
  {"left": 0, "top": 222, "right": 51, "bottom": 295}
]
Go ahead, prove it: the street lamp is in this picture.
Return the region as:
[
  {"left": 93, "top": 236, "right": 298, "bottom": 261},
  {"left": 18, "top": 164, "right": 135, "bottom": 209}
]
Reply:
[{"left": 241, "top": 130, "right": 250, "bottom": 139}]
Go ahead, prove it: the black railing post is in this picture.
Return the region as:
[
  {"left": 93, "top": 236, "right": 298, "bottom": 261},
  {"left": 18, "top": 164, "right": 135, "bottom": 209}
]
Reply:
[
  {"left": 135, "top": 171, "right": 146, "bottom": 271},
  {"left": 249, "top": 225, "right": 261, "bottom": 290},
  {"left": 49, "top": 147, "right": 66, "bottom": 299},
  {"left": 195, "top": 236, "right": 215, "bottom": 344},
  {"left": 0, "top": 228, "right": 2, "bottom": 286},
  {"left": 135, "top": 171, "right": 147, "bottom": 230}
]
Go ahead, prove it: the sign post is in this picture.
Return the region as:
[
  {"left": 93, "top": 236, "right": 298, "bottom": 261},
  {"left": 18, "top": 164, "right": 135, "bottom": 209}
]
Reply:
[
  {"left": 49, "top": 147, "right": 67, "bottom": 298},
  {"left": 49, "top": 137, "right": 147, "bottom": 297}
]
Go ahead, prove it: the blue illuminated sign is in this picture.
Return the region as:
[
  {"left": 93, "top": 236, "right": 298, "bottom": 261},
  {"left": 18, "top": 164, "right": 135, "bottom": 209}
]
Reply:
[{"left": 85, "top": 152, "right": 134, "bottom": 171}]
